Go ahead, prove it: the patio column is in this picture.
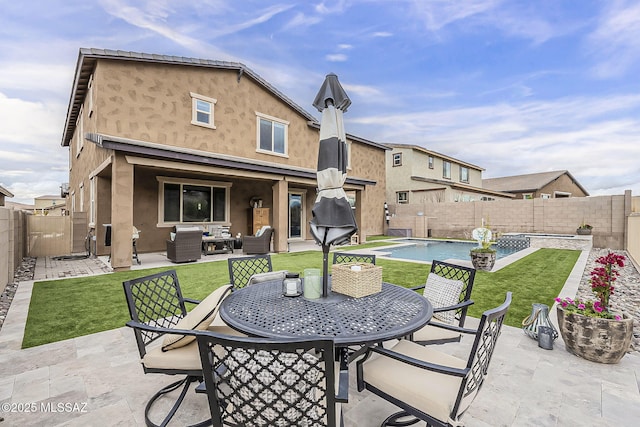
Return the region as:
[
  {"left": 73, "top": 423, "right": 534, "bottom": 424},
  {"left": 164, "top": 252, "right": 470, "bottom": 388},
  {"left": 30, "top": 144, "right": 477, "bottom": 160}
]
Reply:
[
  {"left": 272, "top": 179, "right": 288, "bottom": 253},
  {"left": 111, "top": 154, "right": 134, "bottom": 271}
]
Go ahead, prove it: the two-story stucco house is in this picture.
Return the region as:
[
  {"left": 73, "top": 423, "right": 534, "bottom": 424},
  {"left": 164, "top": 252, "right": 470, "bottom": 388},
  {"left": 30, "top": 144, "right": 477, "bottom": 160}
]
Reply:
[
  {"left": 61, "top": 48, "right": 387, "bottom": 270},
  {"left": 385, "top": 143, "right": 512, "bottom": 205},
  {"left": 34, "top": 195, "right": 66, "bottom": 216}
]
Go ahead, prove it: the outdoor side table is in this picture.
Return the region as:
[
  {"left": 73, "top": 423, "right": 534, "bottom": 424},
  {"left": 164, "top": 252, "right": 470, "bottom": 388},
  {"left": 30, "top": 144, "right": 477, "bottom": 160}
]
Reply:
[{"left": 219, "top": 279, "right": 433, "bottom": 348}]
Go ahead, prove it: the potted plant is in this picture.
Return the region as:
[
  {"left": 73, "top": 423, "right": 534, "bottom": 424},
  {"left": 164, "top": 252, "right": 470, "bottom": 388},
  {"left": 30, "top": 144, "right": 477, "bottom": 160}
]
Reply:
[
  {"left": 556, "top": 252, "right": 633, "bottom": 364},
  {"left": 470, "top": 226, "right": 496, "bottom": 271},
  {"left": 576, "top": 222, "right": 593, "bottom": 235}
]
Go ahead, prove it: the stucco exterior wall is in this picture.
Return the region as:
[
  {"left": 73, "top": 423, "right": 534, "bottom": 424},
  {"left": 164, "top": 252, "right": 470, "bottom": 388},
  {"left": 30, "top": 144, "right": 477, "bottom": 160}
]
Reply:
[
  {"left": 95, "top": 61, "right": 313, "bottom": 169},
  {"left": 388, "top": 194, "right": 629, "bottom": 249},
  {"left": 538, "top": 173, "right": 589, "bottom": 197}
]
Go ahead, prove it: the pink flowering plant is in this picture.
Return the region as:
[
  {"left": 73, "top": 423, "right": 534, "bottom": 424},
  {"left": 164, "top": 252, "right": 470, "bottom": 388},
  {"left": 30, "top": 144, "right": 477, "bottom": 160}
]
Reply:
[{"left": 556, "top": 252, "right": 626, "bottom": 320}]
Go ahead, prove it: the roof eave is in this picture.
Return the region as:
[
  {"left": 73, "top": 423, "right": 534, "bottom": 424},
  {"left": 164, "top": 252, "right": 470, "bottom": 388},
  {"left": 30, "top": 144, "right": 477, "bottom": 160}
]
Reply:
[{"left": 87, "top": 133, "right": 377, "bottom": 187}]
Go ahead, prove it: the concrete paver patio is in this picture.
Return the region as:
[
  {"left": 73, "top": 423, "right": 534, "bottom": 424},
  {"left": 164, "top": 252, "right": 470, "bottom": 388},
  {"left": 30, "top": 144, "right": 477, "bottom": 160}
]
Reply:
[{"left": 1, "top": 249, "right": 639, "bottom": 426}]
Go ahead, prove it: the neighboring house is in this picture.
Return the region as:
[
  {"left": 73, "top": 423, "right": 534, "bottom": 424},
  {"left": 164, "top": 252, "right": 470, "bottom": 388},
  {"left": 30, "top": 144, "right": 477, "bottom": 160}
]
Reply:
[
  {"left": 0, "top": 185, "right": 13, "bottom": 206},
  {"left": 482, "top": 170, "right": 589, "bottom": 199},
  {"left": 61, "top": 48, "right": 387, "bottom": 270},
  {"left": 4, "top": 201, "right": 35, "bottom": 211},
  {"left": 385, "top": 144, "right": 513, "bottom": 204},
  {"left": 34, "top": 195, "right": 66, "bottom": 216}
]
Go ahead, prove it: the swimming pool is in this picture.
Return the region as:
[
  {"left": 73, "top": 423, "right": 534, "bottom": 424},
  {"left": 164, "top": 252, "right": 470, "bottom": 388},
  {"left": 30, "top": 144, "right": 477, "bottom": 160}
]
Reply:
[{"left": 374, "top": 239, "right": 522, "bottom": 263}]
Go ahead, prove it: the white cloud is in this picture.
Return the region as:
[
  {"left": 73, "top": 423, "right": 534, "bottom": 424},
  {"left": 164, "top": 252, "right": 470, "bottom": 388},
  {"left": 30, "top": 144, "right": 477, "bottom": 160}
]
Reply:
[
  {"left": 283, "top": 12, "right": 323, "bottom": 30},
  {"left": 0, "top": 93, "right": 65, "bottom": 144},
  {"left": 408, "top": 0, "right": 572, "bottom": 45},
  {"left": 315, "top": 0, "right": 348, "bottom": 15},
  {"left": 341, "top": 82, "right": 382, "bottom": 98},
  {"left": 98, "top": 0, "right": 294, "bottom": 60},
  {"left": 587, "top": 0, "right": 640, "bottom": 78},
  {"left": 325, "top": 53, "right": 348, "bottom": 62},
  {"left": 409, "top": 0, "right": 502, "bottom": 32},
  {"left": 349, "top": 93, "right": 640, "bottom": 195},
  {"left": 0, "top": 62, "right": 73, "bottom": 98},
  {"left": 371, "top": 31, "right": 393, "bottom": 38}
]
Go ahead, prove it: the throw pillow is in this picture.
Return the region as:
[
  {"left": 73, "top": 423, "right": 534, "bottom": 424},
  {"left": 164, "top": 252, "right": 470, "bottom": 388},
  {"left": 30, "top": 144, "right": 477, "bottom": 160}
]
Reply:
[
  {"left": 422, "top": 274, "right": 464, "bottom": 324},
  {"left": 255, "top": 225, "right": 270, "bottom": 237},
  {"left": 162, "top": 284, "right": 233, "bottom": 351},
  {"left": 247, "top": 270, "right": 287, "bottom": 286}
]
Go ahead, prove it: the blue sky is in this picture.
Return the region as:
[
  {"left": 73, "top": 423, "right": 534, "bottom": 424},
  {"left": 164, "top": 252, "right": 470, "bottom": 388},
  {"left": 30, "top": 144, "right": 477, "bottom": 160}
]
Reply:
[{"left": 2, "top": 0, "right": 640, "bottom": 204}]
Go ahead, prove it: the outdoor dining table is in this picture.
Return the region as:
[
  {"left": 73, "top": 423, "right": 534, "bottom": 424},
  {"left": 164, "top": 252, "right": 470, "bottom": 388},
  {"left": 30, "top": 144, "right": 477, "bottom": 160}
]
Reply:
[{"left": 219, "top": 278, "right": 433, "bottom": 356}]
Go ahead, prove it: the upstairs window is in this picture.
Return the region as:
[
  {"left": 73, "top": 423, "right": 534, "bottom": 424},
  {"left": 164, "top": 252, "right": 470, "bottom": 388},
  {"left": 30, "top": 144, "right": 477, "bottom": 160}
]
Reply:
[
  {"left": 256, "top": 112, "right": 288, "bottom": 156},
  {"left": 443, "top": 161, "right": 451, "bottom": 179},
  {"left": 393, "top": 153, "right": 402, "bottom": 166},
  {"left": 460, "top": 166, "right": 469, "bottom": 183},
  {"left": 190, "top": 92, "right": 217, "bottom": 129},
  {"left": 428, "top": 156, "right": 434, "bottom": 169}
]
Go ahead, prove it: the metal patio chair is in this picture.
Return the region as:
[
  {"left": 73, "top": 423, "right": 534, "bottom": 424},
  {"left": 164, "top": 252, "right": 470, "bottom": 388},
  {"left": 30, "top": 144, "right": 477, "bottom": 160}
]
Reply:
[
  {"left": 123, "top": 269, "right": 232, "bottom": 427},
  {"left": 227, "top": 254, "right": 286, "bottom": 289},
  {"left": 332, "top": 251, "right": 376, "bottom": 265},
  {"left": 410, "top": 260, "right": 476, "bottom": 345},
  {"left": 357, "top": 292, "right": 512, "bottom": 427},
  {"left": 196, "top": 333, "right": 349, "bottom": 427}
]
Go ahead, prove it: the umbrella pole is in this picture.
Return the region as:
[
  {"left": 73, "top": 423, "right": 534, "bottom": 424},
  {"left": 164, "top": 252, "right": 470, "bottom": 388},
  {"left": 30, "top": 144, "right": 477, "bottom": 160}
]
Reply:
[{"left": 322, "top": 244, "right": 329, "bottom": 297}]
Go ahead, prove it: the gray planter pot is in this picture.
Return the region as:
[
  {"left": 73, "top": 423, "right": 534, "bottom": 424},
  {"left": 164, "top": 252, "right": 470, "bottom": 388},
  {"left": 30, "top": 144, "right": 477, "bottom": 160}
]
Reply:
[
  {"left": 576, "top": 228, "right": 592, "bottom": 235},
  {"left": 470, "top": 251, "right": 496, "bottom": 271},
  {"left": 557, "top": 306, "right": 633, "bottom": 364}
]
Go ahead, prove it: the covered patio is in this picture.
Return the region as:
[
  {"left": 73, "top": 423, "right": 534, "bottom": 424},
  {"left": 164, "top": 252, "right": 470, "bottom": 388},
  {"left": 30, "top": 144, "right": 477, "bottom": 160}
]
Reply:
[{"left": 1, "top": 252, "right": 640, "bottom": 426}]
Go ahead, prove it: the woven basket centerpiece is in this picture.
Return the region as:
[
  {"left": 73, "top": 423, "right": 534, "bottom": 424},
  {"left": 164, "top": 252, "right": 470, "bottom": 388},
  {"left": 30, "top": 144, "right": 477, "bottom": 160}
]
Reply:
[{"left": 332, "top": 262, "right": 382, "bottom": 298}]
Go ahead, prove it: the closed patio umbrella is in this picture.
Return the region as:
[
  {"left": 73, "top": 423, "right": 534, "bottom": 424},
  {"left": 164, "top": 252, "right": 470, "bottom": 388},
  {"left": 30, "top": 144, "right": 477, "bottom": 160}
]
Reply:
[{"left": 310, "top": 73, "right": 358, "bottom": 297}]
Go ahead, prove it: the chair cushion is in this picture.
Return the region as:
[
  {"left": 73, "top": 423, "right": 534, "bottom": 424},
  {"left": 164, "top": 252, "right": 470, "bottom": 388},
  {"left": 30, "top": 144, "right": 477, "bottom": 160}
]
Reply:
[
  {"left": 144, "top": 339, "right": 202, "bottom": 371},
  {"left": 362, "top": 340, "right": 470, "bottom": 424},
  {"left": 161, "top": 285, "right": 232, "bottom": 351},
  {"left": 412, "top": 323, "right": 462, "bottom": 343},
  {"left": 247, "top": 270, "right": 287, "bottom": 286},
  {"left": 423, "top": 274, "right": 463, "bottom": 323}
]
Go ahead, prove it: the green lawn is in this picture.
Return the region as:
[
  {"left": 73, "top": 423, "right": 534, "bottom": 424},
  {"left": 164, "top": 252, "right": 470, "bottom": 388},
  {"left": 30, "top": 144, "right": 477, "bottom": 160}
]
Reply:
[{"left": 22, "top": 248, "right": 580, "bottom": 348}]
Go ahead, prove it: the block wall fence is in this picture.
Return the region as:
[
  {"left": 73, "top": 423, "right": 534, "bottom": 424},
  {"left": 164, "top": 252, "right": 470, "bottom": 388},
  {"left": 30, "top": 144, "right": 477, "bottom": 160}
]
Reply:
[
  {"left": 0, "top": 207, "right": 27, "bottom": 289},
  {"left": 387, "top": 191, "right": 639, "bottom": 264}
]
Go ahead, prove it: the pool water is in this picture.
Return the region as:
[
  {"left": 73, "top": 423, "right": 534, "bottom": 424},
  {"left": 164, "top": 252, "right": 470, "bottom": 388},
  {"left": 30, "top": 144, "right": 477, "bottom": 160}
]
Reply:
[{"left": 375, "top": 239, "right": 521, "bottom": 263}]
